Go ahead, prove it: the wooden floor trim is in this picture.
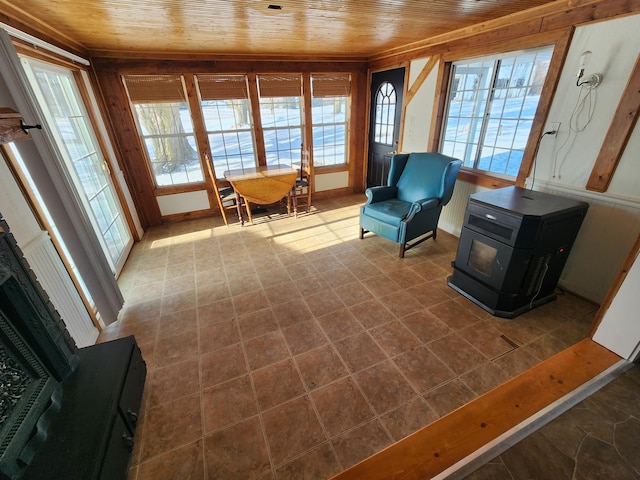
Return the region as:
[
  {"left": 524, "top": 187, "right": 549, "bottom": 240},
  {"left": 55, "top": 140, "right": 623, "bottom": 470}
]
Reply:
[{"left": 330, "top": 339, "right": 622, "bottom": 480}]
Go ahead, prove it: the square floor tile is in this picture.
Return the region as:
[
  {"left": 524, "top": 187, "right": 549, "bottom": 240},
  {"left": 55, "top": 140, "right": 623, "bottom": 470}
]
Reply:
[
  {"left": 204, "top": 417, "right": 271, "bottom": 480},
  {"left": 262, "top": 396, "right": 326, "bottom": 465},
  {"left": 394, "top": 345, "right": 456, "bottom": 393},
  {"left": 244, "top": 330, "right": 290, "bottom": 371},
  {"left": 202, "top": 375, "right": 258, "bottom": 433},
  {"left": 252, "top": 359, "right": 306, "bottom": 411},
  {"left": 142, "top": 393, "right": 202, "bottom": 461},
  {"left": 331, "top": 419, "right": 393, "bottom": 470},
  {"left": 311, "top": 377, "right": 375, "bottom": 437},
  {"left": 334, "top": 332, "right": 387, "bottom": 373},
  {"left": 295, "top": 345, "right": 348, "bottom": 390},
  {"left": 353, "top": 360, "right": 417, "bottom": 415},
  {"left": 138, "top": 440, "right": 204, "bottom": 480},
  {"left": 200, "top": 343, "right": 247, "bottom": 388}
]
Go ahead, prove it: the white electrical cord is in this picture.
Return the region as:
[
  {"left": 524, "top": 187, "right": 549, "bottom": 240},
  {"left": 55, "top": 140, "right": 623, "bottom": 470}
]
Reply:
[{"left": 552, "top": 83, "right": 598, "bottom": 179}]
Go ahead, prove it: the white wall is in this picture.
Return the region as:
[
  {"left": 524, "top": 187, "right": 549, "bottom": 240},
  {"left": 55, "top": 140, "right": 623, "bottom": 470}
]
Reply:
[
  {"left": 593, "top": 248, "right": 640, "bottom": 360},
  {"left": 401, "top": 13, "right": 640, "bottom": 304},
  {"left": 535, "top": 14, "right": 640, "bottom": 197},
  {"left": 402, "top": 57, "right": 438, "bottom": 153}
]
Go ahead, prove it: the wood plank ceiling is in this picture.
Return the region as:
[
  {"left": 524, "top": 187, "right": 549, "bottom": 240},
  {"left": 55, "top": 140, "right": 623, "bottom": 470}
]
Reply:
[{"left": 0, "top": 0, "right": 558, "bottom": 59}]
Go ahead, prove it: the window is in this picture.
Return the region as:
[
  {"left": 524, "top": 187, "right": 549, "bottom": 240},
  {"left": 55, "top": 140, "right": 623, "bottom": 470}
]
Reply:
[
  {"left": 374, "top": 81, "right": 397, "bottom": 145},
  {"left": 311, "top": 73, "right": 350, "bottom": 166},
  {"left": 22, "top": 59, "right": 133, "bottom": 274},
  {"left": 124, "top": 75, "right": 202, "bottom": 186},
  {"left": 440, "top": 46, "right": 553, "bottom": 177},
  {"left": 257, "top": 74, "right": 303, "bottom": 167},
  {"left": 196, "top": 75, "right": 257, "bottom": 176}
]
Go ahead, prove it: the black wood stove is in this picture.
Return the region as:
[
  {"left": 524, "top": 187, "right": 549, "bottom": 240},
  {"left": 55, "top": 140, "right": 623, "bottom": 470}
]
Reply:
[{"left": 448, "top": 186, "right": 589, "bottom": 318}]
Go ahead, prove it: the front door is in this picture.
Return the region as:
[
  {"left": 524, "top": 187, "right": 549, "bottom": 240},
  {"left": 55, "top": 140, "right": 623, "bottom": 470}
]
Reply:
[{"left": 367, "top": 67, "right": 405, "bottom": 188}]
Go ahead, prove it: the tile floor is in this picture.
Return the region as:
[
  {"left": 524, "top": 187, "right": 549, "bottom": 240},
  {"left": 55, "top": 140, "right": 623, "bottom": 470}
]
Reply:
[{"left": 98, "top": 194, "right": 596, "bottom": 480}]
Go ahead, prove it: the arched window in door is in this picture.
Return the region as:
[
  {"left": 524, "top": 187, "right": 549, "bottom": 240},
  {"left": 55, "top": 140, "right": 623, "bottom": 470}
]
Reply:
[{"left": 374, "top": 81, "right": 397, "bottom": 145}]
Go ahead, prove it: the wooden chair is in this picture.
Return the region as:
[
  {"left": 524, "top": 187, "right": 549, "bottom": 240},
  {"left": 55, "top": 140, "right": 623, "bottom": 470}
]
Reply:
[
  {"left": 288, "top": 146, "right": 312, "bottom": 217},
  {"left": 205, "top": 154, "right": 252, "bottom": 225}
]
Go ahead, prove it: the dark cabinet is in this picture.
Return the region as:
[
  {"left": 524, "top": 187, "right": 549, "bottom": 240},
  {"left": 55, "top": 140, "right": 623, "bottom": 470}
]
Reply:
[{"left": 24, "top": 336, "right": 146, "bottom": 480}]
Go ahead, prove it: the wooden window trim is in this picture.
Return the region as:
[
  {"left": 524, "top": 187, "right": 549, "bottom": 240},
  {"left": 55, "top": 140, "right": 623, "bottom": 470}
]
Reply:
[
  {"left": 429, "top": 28, "right": 574, "bottom": 189},
  {"left": 314, "top": 164, "right": 349, "bottom": 175},
  {"left": 12, "top": 38, "right": 84, "bottom": 71},
  {"left": 153, "top": 181, "right": 208, "bottom": 196},
  {"left": 457, "top": 169, "right": 515, "bottom": 189},
  {"left": 516, "top": 27, "right": 574, "bottom": 187}
]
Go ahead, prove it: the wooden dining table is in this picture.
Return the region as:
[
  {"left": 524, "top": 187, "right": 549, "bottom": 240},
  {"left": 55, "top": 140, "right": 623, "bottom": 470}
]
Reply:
[{"left": 223, "top": 164, "right": 298, "bottom": 225}]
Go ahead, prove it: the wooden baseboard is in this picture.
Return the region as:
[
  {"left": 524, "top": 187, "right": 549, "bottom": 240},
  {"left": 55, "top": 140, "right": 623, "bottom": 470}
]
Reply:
[{"left": 331, "top": 339, "right": 621, "bottom": 480}]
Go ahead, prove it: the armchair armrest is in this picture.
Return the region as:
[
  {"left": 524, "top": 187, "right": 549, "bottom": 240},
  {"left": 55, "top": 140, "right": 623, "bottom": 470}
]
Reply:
[
  {"left": 406, "top": 197, "right": 440, "bottom": 221},
  {"left": 365, "top": 186, "right": 398, "bottom": 204}
]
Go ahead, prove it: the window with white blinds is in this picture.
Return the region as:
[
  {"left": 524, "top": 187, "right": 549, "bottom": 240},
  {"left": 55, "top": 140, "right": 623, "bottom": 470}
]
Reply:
[
  {"left": 196, "top": 74, "right": 256, "bottom": 176},
  {"left": 257, "top": 74, "right": 303, "bottom": 168},
  {"left": 123, "top": 74, "right": 203, "bottom": 186},
  {"left": 311, "top": 73, "right": 350, "bottom": 166}
]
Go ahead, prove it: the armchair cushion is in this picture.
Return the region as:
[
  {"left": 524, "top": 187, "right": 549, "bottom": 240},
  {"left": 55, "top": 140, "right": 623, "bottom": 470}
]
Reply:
[{"left": 362, "top": 199, "right": 413, "bottom": 226}]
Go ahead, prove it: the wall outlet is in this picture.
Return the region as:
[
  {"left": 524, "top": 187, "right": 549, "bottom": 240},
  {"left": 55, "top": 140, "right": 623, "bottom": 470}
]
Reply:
[{"left": 547, "top": 122, "right": 561, "bottom": 136}]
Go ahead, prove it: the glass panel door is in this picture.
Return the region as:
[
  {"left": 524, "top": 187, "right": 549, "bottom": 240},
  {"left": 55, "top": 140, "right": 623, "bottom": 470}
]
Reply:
[{"left": 20, "top": 58, "right": 132, "bottom": 276}]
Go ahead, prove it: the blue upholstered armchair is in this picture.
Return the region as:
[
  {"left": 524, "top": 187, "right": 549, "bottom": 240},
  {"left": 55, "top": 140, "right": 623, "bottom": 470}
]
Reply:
[{"left": 359, "top": 152, "right": 462, "bottom": 258}]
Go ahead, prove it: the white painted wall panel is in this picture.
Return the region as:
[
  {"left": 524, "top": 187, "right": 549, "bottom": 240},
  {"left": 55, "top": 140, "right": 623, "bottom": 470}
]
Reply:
[
  {"left": 157, "top": 190, "right": 210, "bottom": 216},
  {"left": 315, "top": 171, "right": 349, "bottom": 192},
  {"left": 593, "top": 250, "right": 640, "bottom": 360}
]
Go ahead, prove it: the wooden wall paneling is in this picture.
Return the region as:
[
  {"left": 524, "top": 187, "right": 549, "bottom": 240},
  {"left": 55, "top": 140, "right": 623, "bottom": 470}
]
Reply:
[
  {"left": 586, "top": 52, "right": 640, "bottom": 192},
  {"left": 541, "top": 0, "right": 640, "bottom": 32},
  {"left": 92, "top": 69, "right": 162, "bottom": 227},
  {"left": 91, "top": 58, "right": 368, "bottom": 77},
  {"left": 516, "top": 27, "right": 575, "bottom": 187},
  {"left": 350, "top": 70, "right": 368, "bottom": 193},
  {"left": 439, "top": 18, "right": 545, "bottom": 55},
  {"left": 440, "top": 29, "right": 563, "bottom": 64}
]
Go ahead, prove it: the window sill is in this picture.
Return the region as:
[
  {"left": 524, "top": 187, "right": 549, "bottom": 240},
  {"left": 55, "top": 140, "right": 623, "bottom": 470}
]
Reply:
[
  {"left": 458, "top": 169, "right": 515, "bottom": 189},
  {"left": 154, "top": 182, "right": 207, "bottom": 196},
  {"left": 314, "top": 164, "right": 349, "bottom": 174}
]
